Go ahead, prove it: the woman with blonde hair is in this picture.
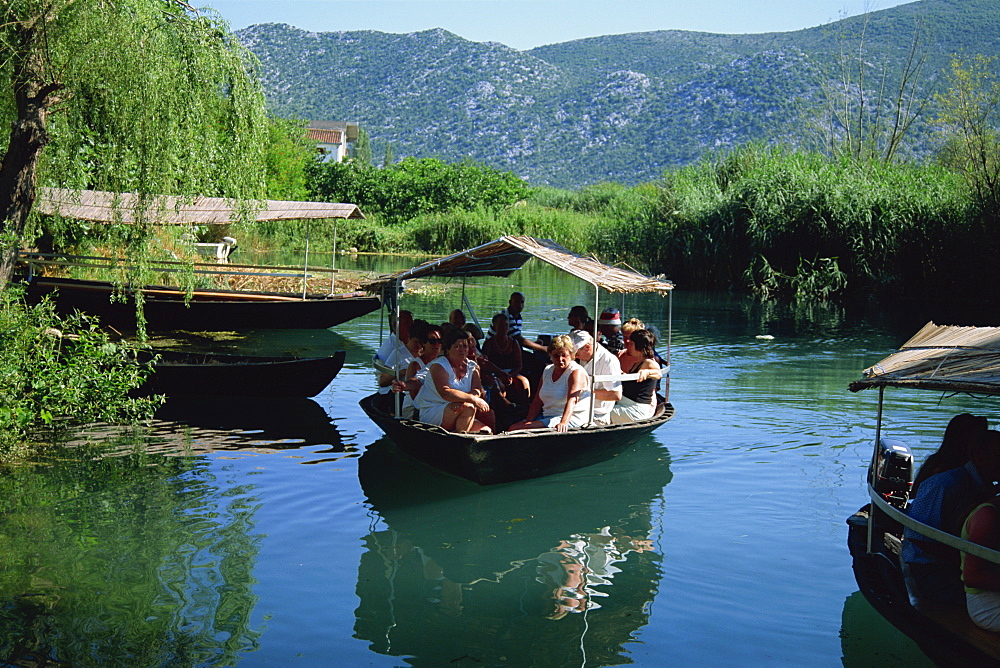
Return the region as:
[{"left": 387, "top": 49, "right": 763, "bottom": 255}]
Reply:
[
  {"left": 508, "top": 334, "right": 591, "bottom": 432},
  {"left": 617, "top": 317, "right": 645, "bottom": 372}
]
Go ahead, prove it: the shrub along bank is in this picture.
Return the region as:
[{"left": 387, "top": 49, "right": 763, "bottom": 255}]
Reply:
[{"left": 246, "top": 146, "right": 995, "bottom": 305}]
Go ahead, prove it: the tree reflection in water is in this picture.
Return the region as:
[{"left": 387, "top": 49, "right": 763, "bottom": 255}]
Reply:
[
  {"left": 0, "top": 446, "right": 263, "bottom": 666},
  {"left": 354, "top": 434, "right": 673, "bottom": 666}
]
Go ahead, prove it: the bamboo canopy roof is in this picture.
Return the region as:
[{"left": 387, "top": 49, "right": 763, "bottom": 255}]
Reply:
[
  {"left": 850, "top": 321, "right": 1000, "bottom": 395},
  {"left": 361, "top": 235, "right": 674, "bottom": 295},
  {"left": 35, "top": 187, "right": 364, "bottom": 225}
]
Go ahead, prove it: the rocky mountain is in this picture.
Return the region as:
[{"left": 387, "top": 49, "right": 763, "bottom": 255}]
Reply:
[{"left": 237, "top": 0, "right": 1000, "bottom": 187}]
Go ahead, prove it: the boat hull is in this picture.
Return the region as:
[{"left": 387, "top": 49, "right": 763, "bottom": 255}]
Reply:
[
  {"left": 359, "top": 392, "right": 673, "bottom": 485},
  {"left": 135, "top": 350, "right": 346, "bottom": 398},
  {"left": 847, "top": 506, "right": 1000, "bottom": 667},
  {"left": 27, "top": 277, "right": 380, "bottom": 331}
]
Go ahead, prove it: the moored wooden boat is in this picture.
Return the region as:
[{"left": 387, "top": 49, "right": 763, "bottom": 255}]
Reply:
[
  {"left": 134, "top": 349, "right": 346, "bottom": 398},
  {"left": 27, "top": 276, "right": 380, "bottom": 332},
  {"left": 847, "top": 322, "right": 1000, "bottom": 666},
  {"left": 360, "top": 391, "right": 673, "bottom": 485}
]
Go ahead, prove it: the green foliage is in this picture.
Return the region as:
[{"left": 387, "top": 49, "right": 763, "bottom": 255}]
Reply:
[
  {"left": 6, "top": 0, "right": 270, "bottom": 199},
  {"left": 354, "top": 127, "right": 373, "bottom": 166},
  {"left": 307, "top": 157, "right": 530, "bottom": 222},
  {"left": 934, "top": 55, "right": 1000, "bottom": 217},
  {"left": 0, "top": 289, "right": 160, "bottom": 459},
  {"left": 1, "top": 0, "right": 271, "bottom": 292},
  {"left": 262, "top": 116, "right": 314, "bottom": 200}
]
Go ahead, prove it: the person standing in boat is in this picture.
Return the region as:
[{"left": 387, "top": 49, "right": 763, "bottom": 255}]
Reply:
[
  {"left": 610, "top": 329, "right": 661, "bottom": 424},
  {"left": 508, "top": 334, "right": 591, "bottom": 433},
  {"left": 570, "top": 330, "right": 622, "bottom": 425},
  {"left": 414, "top": 327, "right": 493, "bottom": 434},
  {"left": 567, "top": 305, "right": 593, "bottom": 333},
  {"left": 903, "top": 428, "right": 1000, "bottom": 607},
  {"left": 489, "top": 292, "right": 548, "bottom": 355}
]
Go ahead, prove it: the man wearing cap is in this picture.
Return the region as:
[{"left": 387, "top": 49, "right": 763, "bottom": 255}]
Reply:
[
  {"left": 570, "top": 330, "right": 622, "bottom": 425},
  {"left": 597, "top": 307, "right": 625, "bottom": 354}
]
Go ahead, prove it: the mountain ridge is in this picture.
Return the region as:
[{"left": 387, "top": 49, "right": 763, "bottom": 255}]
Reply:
[{"left": 238, "top": 0, "right": 1000, "bottom": 187}]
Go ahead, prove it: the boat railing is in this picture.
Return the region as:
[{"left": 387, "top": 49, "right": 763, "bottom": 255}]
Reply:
[
  {"left": 19, "top": 251, "right": 342, "bottom": 280},
  {"left": 867, "top": 480, "right": 1000, "bottom": 566}
]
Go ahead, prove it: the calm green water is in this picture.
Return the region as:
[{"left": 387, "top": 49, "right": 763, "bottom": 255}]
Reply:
[{"left": 3, "top": 258, "right": 995, "bottom": 666}]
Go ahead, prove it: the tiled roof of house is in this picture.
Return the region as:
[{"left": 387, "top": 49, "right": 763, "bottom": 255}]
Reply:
[{"left": 307, "top": 128, "right": 343, "bottom": 144}]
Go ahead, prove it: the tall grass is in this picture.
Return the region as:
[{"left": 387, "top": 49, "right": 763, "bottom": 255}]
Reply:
[{"left": 244, "top": 144, "right": 995, "bottom": 305}]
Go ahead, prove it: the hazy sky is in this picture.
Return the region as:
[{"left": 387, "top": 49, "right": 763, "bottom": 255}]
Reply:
[{"left": 206, "top": 0, "right": 917, "bottom": 51}]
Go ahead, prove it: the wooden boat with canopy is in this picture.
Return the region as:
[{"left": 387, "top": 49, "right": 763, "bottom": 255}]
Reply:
[
  {"left": 848, "top": 321, "right": 1000, "bottom": 666},
  {"left": 359, "top": 235, "right": 675, "bottom": 485},
  {"left": 21, "top": 188, "right": 380, "bottom": 332}
]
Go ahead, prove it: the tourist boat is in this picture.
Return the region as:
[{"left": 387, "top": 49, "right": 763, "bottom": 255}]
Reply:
[
  {"left": 26, "top": 276, "right": 380, "bottom": 332},
  {"left": 359, "top": 235, "right": 676, "bottom": 484},
  {"left": 847, "top": 321, "right": 1000, "bottom": 666},
  {"left": 359, "top": 392, "right": 672, "bottom": 485},
  {"left": 133, "top": 349, "right": 346, "bottom": 398}
]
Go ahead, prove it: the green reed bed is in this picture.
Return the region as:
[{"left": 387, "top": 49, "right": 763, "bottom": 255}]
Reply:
[{"left": 241, "top": 145, "right": 992, "bottom": 305}]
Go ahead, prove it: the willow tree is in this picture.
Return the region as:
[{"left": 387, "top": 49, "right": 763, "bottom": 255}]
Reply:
[{"left": 0, "top": 0, "right": 270, "bottom": 285}]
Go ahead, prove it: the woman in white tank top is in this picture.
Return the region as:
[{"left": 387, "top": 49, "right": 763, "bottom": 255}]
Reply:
[{"left": 508, "top": 334, "right": 591, "bottom": 432}]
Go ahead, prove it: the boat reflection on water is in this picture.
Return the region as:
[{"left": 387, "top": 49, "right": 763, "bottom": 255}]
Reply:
[
  {"left": 144, "top": 397, "right": 353, "bottom": 459},
  {"left": 354, "top": 435, "right": 672, "bottom": 665},
  {"left": 839, "top": 591, "right": 935, "bottom": 667}
]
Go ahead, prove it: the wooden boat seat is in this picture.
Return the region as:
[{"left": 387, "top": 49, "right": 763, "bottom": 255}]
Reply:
[{"left": 919, "top": 602, "right": 1000, "bottom": 661}]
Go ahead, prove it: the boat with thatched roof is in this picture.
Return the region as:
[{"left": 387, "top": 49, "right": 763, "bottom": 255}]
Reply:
[
  {"left": 20, "top": 188, "right": 380, "bottom": 331},
  {"left": 358, "top": 235, "right": 676, "bottom": 485},
  {"left": 848, "top": 321, "right": 1000, "bottom": 666}
]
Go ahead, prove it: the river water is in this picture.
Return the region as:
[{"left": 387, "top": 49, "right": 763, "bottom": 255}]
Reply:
[{"left": 2, "top": 256, "right": 994, "bottom": 666}]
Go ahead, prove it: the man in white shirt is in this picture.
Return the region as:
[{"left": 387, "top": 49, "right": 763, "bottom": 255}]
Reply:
[
  {"left": 570, "top": 330, "right": 622, "bottom": 425},
  {"left": 376, "top": 310, "right": 413, "bottom": 362}
]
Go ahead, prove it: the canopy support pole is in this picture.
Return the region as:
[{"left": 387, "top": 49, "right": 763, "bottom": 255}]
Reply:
[
  {"left": 587, "top": 286, "right": 600, "bottom": 426},
  {"left": 394, "top": 278, "right": 403, "bottom": 417},
  {"left": 330, "top": 222, "right": 338, "bottom": 294},
  {"left": 867, "top": 386, "right": 886, "bottom": 554},
  {"left": 302, "top": 219, "right": 311, "bottom": 300}
]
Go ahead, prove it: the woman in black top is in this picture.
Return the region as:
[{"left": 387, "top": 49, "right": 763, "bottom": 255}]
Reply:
[{"left": 610, "top": 329, "right": 661, "bottom": 424}]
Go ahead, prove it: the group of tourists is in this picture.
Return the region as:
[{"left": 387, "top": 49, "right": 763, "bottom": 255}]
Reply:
[
  {"left": 901, "top": 413, "right": 1000, "bottom": 632},
  {"left": 374, "top": 292, "right": 667, "bottom": 435}
]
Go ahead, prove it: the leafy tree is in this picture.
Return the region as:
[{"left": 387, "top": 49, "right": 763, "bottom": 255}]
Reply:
[
  {"left": 354, "top": 127, "right": 373, "bottom": 165},
  {"left": 934, "top": 55, "right": 1000, "bottom": 217},
  {"left": 0, "top": 0, "right": 270, "bottom": 285},
  {"left": 263, "top": 116, "right": 314, "bottom": 200},
  {"left": 308, "top": 157, "right": 529, "bottom": 222}
]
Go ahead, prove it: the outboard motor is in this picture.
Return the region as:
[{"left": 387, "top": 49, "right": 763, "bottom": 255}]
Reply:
[{"left": 872, "top": 438, "right": 913, "bottom": 509}]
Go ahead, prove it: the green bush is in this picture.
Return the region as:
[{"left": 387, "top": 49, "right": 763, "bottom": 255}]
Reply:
[
  {"left": 307, "top": 157, "right": 530, "bottom": 223},
  {"left": 0, "top": 289, "right": 160, "bottom": 459}
]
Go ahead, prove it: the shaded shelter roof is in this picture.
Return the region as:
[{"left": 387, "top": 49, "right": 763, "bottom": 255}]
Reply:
[
  {"left": 850, "top": 321, "right": 1000, "bottom": 395},
  {"left": 361, "top": 235, "right": 674, "bottom": 295},
  {"left": 36, "top": 187, "right": 364, "bottom": 225}
]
